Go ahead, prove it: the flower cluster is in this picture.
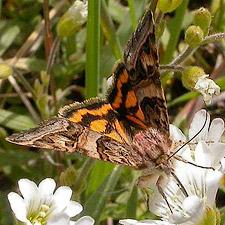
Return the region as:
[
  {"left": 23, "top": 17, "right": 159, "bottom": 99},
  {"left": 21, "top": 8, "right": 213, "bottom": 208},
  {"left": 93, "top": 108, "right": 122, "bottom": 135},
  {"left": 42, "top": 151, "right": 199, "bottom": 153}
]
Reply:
[
  {"left": 120, "top": 110, "right": 225, "bottom": 225},
  {"left": 8, "top": 178, "right": 94, "bottom": 225}
]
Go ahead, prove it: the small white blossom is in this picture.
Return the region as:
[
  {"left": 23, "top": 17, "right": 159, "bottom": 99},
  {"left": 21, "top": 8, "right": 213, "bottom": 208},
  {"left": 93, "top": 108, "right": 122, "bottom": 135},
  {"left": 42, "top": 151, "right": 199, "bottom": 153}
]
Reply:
[
  {"left": 57, "top": 0, "right": 88, "bottom": 37},
  {"left": 68, "top": 0, "right": 88, "bottom": 26},
  {"left": 8, "top": 178, "right": 94, "bottom": 225},
  {"left": 120, "top": 110, "right": 225, "bottom": 225},
  {"left": 194, "top": 75, "right": 220, "bottom": 104}
]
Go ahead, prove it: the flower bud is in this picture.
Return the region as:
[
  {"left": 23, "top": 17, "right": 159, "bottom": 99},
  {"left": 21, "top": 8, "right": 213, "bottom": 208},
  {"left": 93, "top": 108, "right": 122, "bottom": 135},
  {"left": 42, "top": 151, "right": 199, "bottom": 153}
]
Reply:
[
  {"left": 157, "top": 0, "right": 182, "bottom": 13},
  {"left": 0, "top": 63, "right": 13, "bottom": 79},
  {"left": 182, "top": 66, "right": 204, "bottom": 89},
  {"left": 182, "top": 66, "right": 220, "bottom": 104},
  {"left": 57, "top": 0, "right": 87, "bottom": 38},
  {"left": 185, "top": 25, "right": 204, "bottom": 48},
  {"left": 193, "top": 7, "right": 211, "bottom": 35}
]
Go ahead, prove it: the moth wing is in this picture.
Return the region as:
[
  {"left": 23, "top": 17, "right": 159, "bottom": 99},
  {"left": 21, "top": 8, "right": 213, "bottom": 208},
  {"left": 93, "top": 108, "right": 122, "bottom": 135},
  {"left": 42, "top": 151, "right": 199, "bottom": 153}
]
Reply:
[
  {"left": 6, "top": 117, "right": 145, "bottom": 169},
  {"left": 108, "top": 10, "right": 169, "bottom": 136}
]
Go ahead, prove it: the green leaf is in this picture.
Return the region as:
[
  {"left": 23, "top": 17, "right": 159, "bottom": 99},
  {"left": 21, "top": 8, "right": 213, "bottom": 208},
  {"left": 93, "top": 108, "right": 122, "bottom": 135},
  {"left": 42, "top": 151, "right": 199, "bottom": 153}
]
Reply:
[
  {"left": 168, "top": 92, "right": 199, "bottom": 107},
  {"left": 0, "top": 24, "right": 20, "bottom": 56},
  {"left": 126, "top": 184, "right": 137, "bottom": 218},
  {"left": 86, "top": 161, "right": 114, "bottom": 196},
  {"left": 162, "top": 0, "right": 190, "bottom": 64},
  {"left": 86, "top": 0, "right": 101, "bottom": 98},
  {"left": 0, "top": 109, "right": 35, "bottom": 131},
  {"left": 82, "top": 166, "right": 122, "bottom": 224}
]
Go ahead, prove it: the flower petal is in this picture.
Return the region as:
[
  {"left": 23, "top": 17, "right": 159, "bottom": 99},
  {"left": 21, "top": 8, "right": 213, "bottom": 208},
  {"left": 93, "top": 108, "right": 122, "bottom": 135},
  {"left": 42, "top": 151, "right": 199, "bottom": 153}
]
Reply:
[
  {"left": 65, "top": 201, "right": 83, "bottom": 217},
  {"left": 194, "top": 141, "right": 211, "bottom": 166},
  {"left": 195, "top": 141, "right": 225, "bottom": 168},
  {"left": 169, "top": 124, "right": 186, "bottom": 142},
  {"left": 183, "top": 195, "right": 204, "bottom": 217},
  {"left": 206, "top": 170, "right": 223, "bottom": 206},
  {"left": 7, "top": 192, "right": 28, "bottom": 222},
  {"left": 189, "top": 110, "right": 210, "bottom": 142},
  {"left": 18, "top": 179, "right": 38, "bottom": 201},
  {"left": 208, "top": 118, "right": 224, "bottom": 142},
  {"left": 47, "top": 213, "right": 70, "bottom": 225},
  {"left": 53, "top": 186, "right": 72, "bottom": 213},
  {"left": 73, "top": 216, "right": 95, "bottom": 225},
  {"left": 38, "top": 178, "right": 56, "bottom": 196}
]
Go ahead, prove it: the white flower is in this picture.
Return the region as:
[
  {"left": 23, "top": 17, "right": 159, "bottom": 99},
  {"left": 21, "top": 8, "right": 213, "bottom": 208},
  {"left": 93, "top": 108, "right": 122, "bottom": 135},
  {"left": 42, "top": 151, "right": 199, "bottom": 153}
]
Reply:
[
  {"left": 170, "top": 109, "right": 225, "bottom": 171},
  {"left": 194, "top": 75, "right": 220, "bottom": 104},
  {"left": 148, "top": 161, "right": 222, "bottom": 225},
  {"left": 120, "top": 110, "right": 225, "bottom": 225},
  {"left": 68, "top": 0, "right": 88, "bottom": 26},
  {"left": 8, "top": 178, "right": 94, "bottom": 225}
]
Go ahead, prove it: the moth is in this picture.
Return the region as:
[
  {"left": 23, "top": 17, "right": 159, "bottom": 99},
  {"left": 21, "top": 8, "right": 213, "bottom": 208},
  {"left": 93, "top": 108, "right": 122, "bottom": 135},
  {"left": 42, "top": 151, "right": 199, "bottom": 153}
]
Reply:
[{"left": 7, "top": 10, "right": 174, "bottom": 189}]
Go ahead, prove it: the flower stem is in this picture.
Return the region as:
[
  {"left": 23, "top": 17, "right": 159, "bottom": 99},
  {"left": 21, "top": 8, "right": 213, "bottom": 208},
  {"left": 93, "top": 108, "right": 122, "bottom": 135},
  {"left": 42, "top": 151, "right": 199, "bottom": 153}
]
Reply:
[
  {"left": 202, "top": 32, "right": 225, "bottom": 44},
  {"left": 160, "top": 64, "right": 184, "bottom": 73},
  {"left": 170, "top": 32, "right": 225, "bottom": 66},
  {"left": 169, "top": 46, "right": 195, "bottom": 66}
]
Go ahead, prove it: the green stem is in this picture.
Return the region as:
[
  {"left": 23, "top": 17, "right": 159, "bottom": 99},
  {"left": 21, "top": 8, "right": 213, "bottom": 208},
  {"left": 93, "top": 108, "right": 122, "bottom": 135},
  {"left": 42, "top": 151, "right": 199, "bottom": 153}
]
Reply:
[
  {"left": 169, "top": 46, "right": 195, "bottom": 65},
  {"left": 162, "top": 0, "right": 189, "bottom": 64},
  {"left": 101, "top": 0, "right": 122, "bottom": 60},
  {"left": 86, "top": 0, "right": 101, "bottom": 98},
  {"left": 15, "top": 71, "right": 37, "bottom": 98},
  {"left": 128, "top": 0, "right": 137, "bottom": 31},
  {"left": 202, "top": 32, "right": 225, "bottom": 44}
]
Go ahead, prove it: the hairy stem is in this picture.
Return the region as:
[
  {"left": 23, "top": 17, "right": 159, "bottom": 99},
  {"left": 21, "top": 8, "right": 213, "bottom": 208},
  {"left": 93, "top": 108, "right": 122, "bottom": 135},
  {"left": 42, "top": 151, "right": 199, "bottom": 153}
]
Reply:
[
  {"left": 170, "top": 32, "right": 225, "bottom": 66},
  {"left": 160, "top": 64, "right": 184, "bottom": 73}
]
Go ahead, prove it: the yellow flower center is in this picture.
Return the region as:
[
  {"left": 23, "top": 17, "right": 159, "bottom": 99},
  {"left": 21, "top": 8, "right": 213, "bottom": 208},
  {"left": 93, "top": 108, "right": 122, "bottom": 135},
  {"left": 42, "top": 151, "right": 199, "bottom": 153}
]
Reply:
[{"left": 29, "top": 204, "right": 50, "bottom": 225}]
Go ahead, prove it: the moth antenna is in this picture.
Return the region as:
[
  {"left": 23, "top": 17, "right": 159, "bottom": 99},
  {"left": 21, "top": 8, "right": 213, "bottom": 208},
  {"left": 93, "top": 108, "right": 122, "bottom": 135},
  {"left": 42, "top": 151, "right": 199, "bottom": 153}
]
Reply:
[
  {"left": 174, "top": 156, "right": 214, "bottom": 170},
  {"left": 168, "top": 110, "right": 208, "bottom": 160}
]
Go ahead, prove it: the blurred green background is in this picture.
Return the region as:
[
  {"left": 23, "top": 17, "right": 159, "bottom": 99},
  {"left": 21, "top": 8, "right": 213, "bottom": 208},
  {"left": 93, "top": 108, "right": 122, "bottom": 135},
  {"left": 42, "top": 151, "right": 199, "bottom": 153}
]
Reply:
[{"left": 0, "top": 0, "right": 225, "bottom": 224}]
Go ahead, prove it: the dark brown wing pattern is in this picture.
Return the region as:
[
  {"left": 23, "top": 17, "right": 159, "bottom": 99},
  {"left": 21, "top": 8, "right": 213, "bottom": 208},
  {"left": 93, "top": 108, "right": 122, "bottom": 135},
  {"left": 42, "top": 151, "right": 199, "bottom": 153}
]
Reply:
[
  {"left": 7, "top": 114, "right": 145, "bottom": 169},
  {"left": 108, "top": 10, "right": 169, "bottom": 135}
]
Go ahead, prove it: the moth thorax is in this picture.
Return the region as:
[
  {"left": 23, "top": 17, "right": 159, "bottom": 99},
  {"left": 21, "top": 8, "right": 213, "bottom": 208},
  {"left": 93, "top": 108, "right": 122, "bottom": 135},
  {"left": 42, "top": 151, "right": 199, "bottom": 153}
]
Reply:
[{"left": 133, "top": 128, "right": 172, "bottom": 163}]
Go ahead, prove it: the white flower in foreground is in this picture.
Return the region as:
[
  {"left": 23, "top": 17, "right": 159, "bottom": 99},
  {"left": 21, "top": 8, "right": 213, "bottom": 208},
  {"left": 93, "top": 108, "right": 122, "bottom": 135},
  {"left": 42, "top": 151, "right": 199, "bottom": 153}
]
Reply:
[
  {"left": 120, "top": 109, "right": 225, "bottom": 225},
  {"left": 182, "top": 66, "right": 220, "bottom": 105},
  {"left": 194, "top": 75, "right": 220, "bottom": 104},
  {"left": 170, "top": 109, "right": 225, "bottom": 171},
  {"left": 8, "top": 178, "right": 94, "bottom": 225}
]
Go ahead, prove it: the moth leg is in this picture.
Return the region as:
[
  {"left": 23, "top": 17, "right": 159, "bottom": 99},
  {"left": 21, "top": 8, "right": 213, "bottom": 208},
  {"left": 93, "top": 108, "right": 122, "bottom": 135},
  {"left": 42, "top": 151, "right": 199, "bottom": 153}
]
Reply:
[
  {"left": 137, "top": 173, "right": 158, "bottom": 211},
  {"left": 137, "top": 173, "right": 159, "bottom": 189},
  {"left": 156, "top": 175, "right": 173, "bottom": 214},
  {"left": 137, "top": 173, "right": 172, "bottom": 213},
  {"left": 174, "top": 156, "right": 215, "bottom": 170},
  {"left": 171, "top": 171, "right": 188, "bottom": 197}
]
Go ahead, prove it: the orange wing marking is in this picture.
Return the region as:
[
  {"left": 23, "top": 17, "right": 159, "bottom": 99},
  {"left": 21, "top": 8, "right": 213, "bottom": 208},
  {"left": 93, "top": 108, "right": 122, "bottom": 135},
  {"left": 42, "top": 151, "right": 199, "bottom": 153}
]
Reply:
[
  {"left": 112, "top": 70, "right": 129, "bottom": 109},
  {"left": 125, "top": 90, "right": 137, "bottom": 108},
  {"left": 90, "top": 119, "right": 108, "bottom": 133},
  {"left": 69, "top": 104, "right": 112, "bottom": 123},
  {"left": 106, "top": 120, "right": 129, "bottom": 143}
]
